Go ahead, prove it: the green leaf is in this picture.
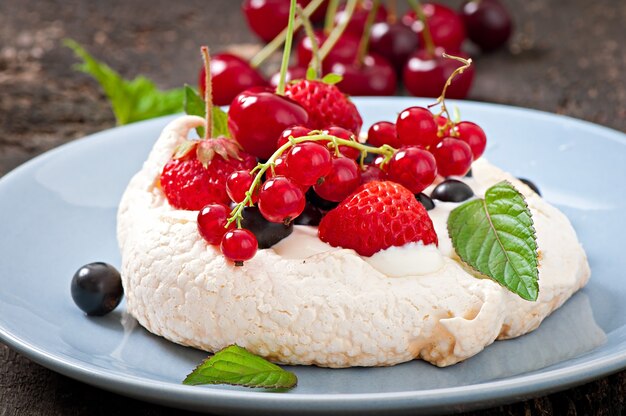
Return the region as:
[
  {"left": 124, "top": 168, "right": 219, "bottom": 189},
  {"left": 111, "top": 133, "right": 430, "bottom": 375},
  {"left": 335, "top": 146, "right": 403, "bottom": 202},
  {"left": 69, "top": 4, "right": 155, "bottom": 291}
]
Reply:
[
  {"left": 183, "top": 85, "right": 230, "bottom": 139},
  {"left": 447, "top": 181, "right": 539, "bottom": 301},
  {"left": 64, "top": 39, "right": 184, "bottom": 125},
  {"left": 321, "top": 73, "right": 343, "bottom": 85},
  {"left": 306, "top": 66, "right": 317, "bottom": 81},
  {"left": 212, "top": 106, "right": 230, "bottom": 138},
  {"left": 183, "top": 345, "right": 297, "bottom": 390}
]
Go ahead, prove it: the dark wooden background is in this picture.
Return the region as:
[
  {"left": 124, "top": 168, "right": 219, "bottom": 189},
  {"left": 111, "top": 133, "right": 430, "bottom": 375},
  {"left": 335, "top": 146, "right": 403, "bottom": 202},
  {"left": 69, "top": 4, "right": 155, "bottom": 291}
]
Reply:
[{"left": 1, "top": 0, "right": 625, "bottom": 414}]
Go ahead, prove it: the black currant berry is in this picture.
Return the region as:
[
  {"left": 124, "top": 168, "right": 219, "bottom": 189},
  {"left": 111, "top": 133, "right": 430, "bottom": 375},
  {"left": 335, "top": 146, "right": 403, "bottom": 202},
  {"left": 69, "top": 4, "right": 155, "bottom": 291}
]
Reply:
[
  {"left": 518, "top": 178, "right": 541, "bottom": 196},
  {"left": 431, "top": 179, "right": 474, "bottom": 202},
  {"left": 415, "top": 193, "right": 435, "bottom": 210},
  {"left": 295, "top": 203, "right": 324, "bottom": 226},
  {"left": 71, "top": 262, "right": 124, "bottom": 316},
  {"left": 306, "top": 188, "right": 339, "bottom": 211},
  {"left": 241, "top": 206, "right": 293, "bottom": 249}
]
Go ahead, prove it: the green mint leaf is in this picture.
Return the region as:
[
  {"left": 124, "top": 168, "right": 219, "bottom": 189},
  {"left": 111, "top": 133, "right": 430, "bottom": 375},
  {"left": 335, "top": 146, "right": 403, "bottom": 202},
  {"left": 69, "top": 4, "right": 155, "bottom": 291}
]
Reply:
[
  {"left": 321, "top": 73, "right": 343, "bottom": 85},
  {"left": 306, "top": 67, "right": 317, "bottom": 81},
  {"left": 183, "top": 85, "right": 230, "bottom": 139},
  {"left": 447, "top": 181, "right": 539, "bottom": 301},
  {"left": 64, "top": 39, "right": 184, "bottom": 125},
  {"left": 183, "top": 345, "right": 297, "bottom": 390}
]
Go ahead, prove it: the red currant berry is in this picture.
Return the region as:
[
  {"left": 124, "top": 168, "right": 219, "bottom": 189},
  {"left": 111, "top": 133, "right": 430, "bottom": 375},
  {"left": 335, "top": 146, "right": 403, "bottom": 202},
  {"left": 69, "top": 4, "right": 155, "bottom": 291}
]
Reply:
[
  {"left": 277, "top": 125, "right": 312, "bottom": 149},
  {"left": 197, "top": 203, "right": 234, "bottom": 245},
  {"left": 325, "top": 126, "right": 360, "bottom": 159},
  {"left": 387, "top": 146, "right": 437, "bottom": 194},
  {"left": 367, "top": 121, "right": 400, "bottom": 148},
  {"left": 313, "top": 157, "right": 361, "bottom": 202},
  {"left": 226, "top": 170, "right": 257, "bottom": 204},
  {"left": 258, "top": 176, "right": 306, "bottom": 223},
  {"left": 432, "top": 138, "right": 473, "bottom": 177},
  {"left": 266, "top": 154, "right": 289, "bottom": 180},
  {"left": 434, "top": 115, "right": 452, "bottom": 137},
  {"left": 220, "top": 228, "right": 258, "bottom": 265},
  {"left": 285, "top": 142, "right": 332, "bottom": 186},
  {"left": 360, "top": 163, "right": 387, "bottom": 184},
  {"left": 396, "top": 107, "right": 441, "bottom": 149},
  {"left": 453, "top": 121, "right": 487, "bottom": 160}
]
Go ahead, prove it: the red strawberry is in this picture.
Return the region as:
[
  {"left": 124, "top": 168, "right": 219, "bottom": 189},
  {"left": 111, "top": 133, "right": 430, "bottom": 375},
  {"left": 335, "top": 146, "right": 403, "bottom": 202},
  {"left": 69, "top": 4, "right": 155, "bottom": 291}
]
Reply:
[
  {"left": 160, "top": 137, "right": 257, "bottom": 211},
  {"left": 318, "top": 181, "right": 437, "bottom": 256},
  {"left": 284, "top": 79, "right": 363, "bottom": 135}
]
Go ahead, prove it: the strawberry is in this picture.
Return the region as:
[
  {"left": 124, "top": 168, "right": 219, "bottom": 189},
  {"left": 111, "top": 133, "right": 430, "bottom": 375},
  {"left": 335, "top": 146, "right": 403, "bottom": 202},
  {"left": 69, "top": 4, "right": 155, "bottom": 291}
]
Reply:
[
  {"left": 284, "top": 79, "right": 363, "bottom": 135},
  {"left": 318, "top": 181, "right": 438, "bottom": 256},
  {"left": 160, "top": 137, "right": 257, "bottom": 211}
]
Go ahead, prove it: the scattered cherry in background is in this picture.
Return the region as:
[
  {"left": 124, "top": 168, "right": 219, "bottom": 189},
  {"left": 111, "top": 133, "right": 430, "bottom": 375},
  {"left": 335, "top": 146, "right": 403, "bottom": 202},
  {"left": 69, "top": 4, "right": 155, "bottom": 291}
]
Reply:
[
  {"left": 199, "top": 53, "right": 267, "bottom": 106},
  {"left": 369, "top": 22, "right": 420, "bottom": 72},
  {"left": 334, "top": 0, "right": 388, "bottom": 38},
  {"left": 402, "top": 3, "right": 466, "bottom": 52},
  {"left": 460, "top": 0, "right": 513, "bottom": 52},
  {"left": 329, "top": 53, "right": 397, "bottom": 96}
]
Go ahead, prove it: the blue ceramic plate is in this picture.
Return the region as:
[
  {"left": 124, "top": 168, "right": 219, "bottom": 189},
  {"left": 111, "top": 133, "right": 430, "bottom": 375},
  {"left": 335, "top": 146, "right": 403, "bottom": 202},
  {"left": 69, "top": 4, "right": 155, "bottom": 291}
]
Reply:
[{"left": 1, "top": 98, "right": 625, "bottom": 415}]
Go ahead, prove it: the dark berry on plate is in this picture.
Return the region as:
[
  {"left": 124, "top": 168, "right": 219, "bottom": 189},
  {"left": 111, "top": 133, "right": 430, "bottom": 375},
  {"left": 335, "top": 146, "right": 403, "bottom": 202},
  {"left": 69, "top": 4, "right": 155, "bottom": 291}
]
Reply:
[
  {"left": 518, "top": 178, "right": 541, "bottom": 196},
  {"left": 71, "top": 262, "right": 124, "bottom": 316},
  {"left": 465, "top": 168, "right": 473, "bottom": 177},
  {"left": 306, "top": 187, "right": 339, "bottom": 211},
  {"left": 415, "top": 193, "right": 435, "bottom": 211},
  {"left": 431, "top": 179, "right": 474, "bottom": 202},
  {"left": 295, "top": 203, "right": 324, "bottom": 226},
  {"left": 241, "top": 207, "right": 294, "bottom": 249}
]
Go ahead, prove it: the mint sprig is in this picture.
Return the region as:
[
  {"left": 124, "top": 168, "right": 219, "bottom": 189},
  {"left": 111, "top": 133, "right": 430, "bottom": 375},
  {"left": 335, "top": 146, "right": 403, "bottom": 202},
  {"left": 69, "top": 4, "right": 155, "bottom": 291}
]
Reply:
[
  {"left": 183, "top": 85, "right": 230, "bottom": 139},
  {"left": 447, "top": 181, "right": 539, "bottom": 301},
  {"left": 64, "top": 39, "right": 184, "bottom": 125},
  {"left": 183, "top": 345, "right": 297, "bottom": 390}
]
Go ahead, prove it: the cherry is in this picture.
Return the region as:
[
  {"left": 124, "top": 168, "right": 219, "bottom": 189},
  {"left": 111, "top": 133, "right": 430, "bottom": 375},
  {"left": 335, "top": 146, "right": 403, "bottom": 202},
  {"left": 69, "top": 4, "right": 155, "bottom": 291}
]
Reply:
[
  {"left": 313, "top": 157, "right": 361, "bottom": 202},
  {"left": 324, "top": 126, "right": 360, "bottom": 159},
  {"left": 403, "top": 48, "right": 474, "bottom": 99},
  {"left": 220, "top": 228, "right": 258, "bottom": 265},
  {"left": 242, "top": 0, "right": 307, "bottom": 43},
  {"left": 402, "top": 3, "right": 466, "bottom": 52},
  {"left": 296, "top": 30, "right": 360, "bottom": 70},
  {"left": 269, "top": 66, "right": 307, "bottom": 88},
  {"left": 453, "top": 121, "right": 487, "bottom": 159},
  {"left": 258, "top": 176, "right": 306, "bottom": 223},
  {"left": 277, "top": 125, "right": 312, "bottom": 148},
  {"left": 226, "top": 170, "right": 257, "bottom": 204},
  {"left": 460, "top": 0, "right": 513, "bottom": 52},
  {"left": 369, "top": 22, "right": 420, "bottom": 72},
  {"left": 228, "top": 87, "right": 309, "bottom": 160},
  {"left": 329, "top": 53, "right": 397, "bottom": 96},
  {"left": 199, "top": 53, "right": 267, "bottom": 107},
  {"left": 367, "top": 121, "right": 400, "bottom": 148},
  {"left": 334, "top": 0, "right": 388, "bottom": 37},
  {"left": 285, "top": 142, "right": 332, "bottom": 186},
  {"left": 386, "top": 146, "right": 437, "bottom": 194},
  {"left": 432, "top": 138, "right": 473, "bottom": 177},
  {"left": 360, "top": 163, "right": 387, "bottom": 184},
  {"left": 197, "top": 203, "right": 234, "bottom": 245},
  {"left": 396, "top": 107, "right": 440, "bottom": 148}
]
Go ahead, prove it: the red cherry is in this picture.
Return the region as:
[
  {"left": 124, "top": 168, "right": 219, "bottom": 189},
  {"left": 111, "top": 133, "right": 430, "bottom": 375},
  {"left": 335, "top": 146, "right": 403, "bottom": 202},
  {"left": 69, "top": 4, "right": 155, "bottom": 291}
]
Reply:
[
  {"left": 403, "top": 48, "right": 474, "bottom": 99},
  {"left": 269, "top": 66, "right": 308, "bottom": 88},
  {"left": 226, "top": 170, "right": 257, "bottom": 204},
  {"left": 387, "top": 146, "right": 437, "bottom": 194},
  {"left": 334, "top": 0, "right": 388, "bottom": 37},
  {"left": 360, "top": 163, "right": 387, "bottom": 184},
  {"left": 277, "top": 125, "right": 312, "bottom": 148},
  {"left": 324, "top": 126, "right": 360, "bottom": 159},
  {"left": 396, "top": 107, "right": 440, "bottom": 148},
  {"left": 313, "top": 157, "right": 361, "bottom": 202},
  {"left": 402, "top": 3, "right": 466, "bottom": 52},
  {"left": 228, "top": 88, "right": 309, "bottom": 160},
  {"left": 285, "top": 142, "right": 332, "bottom": 186},
  {"left": 296, "top": 30, "right": 360, "bottom": 70},
  {"left": 258, "top": 176, "right": 306, "bottom": 223},
  {"left": 453, "top": 121, "right": 487, "bottom": 160},
  {"left": 199, "top": 53, "right": 267, "bottom": 107},
  {"left": 369, "top": 22, "right": 420, "bottom": 72},
  {"left": 460, "top": 0, "right": 513, "bottom": 52},
  {"left": 367, "top": 121, "right": 400, "bottom": 148},
  {"left": 432, "top": 138, "right": 473, "bottom": 176},
  {"left": 197, "top": 203, "right": 234, "bottom": 245},
  {"left": 329, "top": 53, "right": 397, "bottom": 96},
  {"left": 220, "top": 228, "right": 258, "bottom": 264},
  {"left": 301, "top": 0, "right": 329, "bottom": 23},
  {"left": 242, "top": 0, "right": 306, "bottom": 43}
]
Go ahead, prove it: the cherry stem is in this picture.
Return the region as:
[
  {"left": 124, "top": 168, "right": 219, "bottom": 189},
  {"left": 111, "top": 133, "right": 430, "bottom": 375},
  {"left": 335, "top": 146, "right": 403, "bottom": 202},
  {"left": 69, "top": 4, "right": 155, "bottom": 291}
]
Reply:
[
  {"left": 408, "top": 0, "right": 435, "bottom": 57},
  {"left": 200, "top": 46, "right": 212, "bottom": 140},
  {"left": 296, "top": 5, "right": 321, "bottom": 79},
  {"left": 387, "top": 0, "right": 397, "bottom": 24},
  {"left": 428, "top": 53, "right": 472, "bottom": 127},
  {"left": 319, "top": 0, "right": 358, "bottom": 64},
  {"left": 324, "top": 0, "right": 340, "bottom": 35},
  {"left": 276, "top": 0, "right": 298, "bottom": 96},
  {"left": 249, "top": 0, "right": 324, "bottom": 69},
  {"left": 227, "top": 133, "right": 397, "bottom": 227},
  {"left": 356, "top": 0, "right": 380, "bottom": 67}
]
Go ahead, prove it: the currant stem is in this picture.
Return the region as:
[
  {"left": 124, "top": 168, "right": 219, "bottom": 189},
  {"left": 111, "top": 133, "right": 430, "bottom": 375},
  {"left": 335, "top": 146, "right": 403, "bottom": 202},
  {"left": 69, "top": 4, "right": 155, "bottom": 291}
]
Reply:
[
  {"left": 296, "top": 5, "right": 321, "bottom": 79},
  {"left": 227, "top": 133, "right": 397, "bottom": 227},
  {"left": 355, "top": 0, "right": 380, "bottom": 67},
  {"left": 428, "top": 53, "right": 472, "bottom": 123},
  {"left": 276, "top": 0, "right": 298, "bottom": 96},
  {"left": 408, "top": 0, "right": 435, "bottom": 57},
  {"left": 319, "top": 0, "right": 358, "bottom": 64},
  {"left": 200, "top": 46, "right": 213, "bottom": 140},
  {"left": 249, "top": 0, "right": 324, "bottom": 69},
  {"left": 324, "top": 0, "right": 340, "bottom": 35}
]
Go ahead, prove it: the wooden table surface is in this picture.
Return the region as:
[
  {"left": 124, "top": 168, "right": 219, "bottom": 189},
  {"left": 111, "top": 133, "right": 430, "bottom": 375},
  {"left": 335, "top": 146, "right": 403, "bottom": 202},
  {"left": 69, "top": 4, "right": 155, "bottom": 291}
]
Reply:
[{"left": 1, "top": 0, "right": 625, "bottom": 414}]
